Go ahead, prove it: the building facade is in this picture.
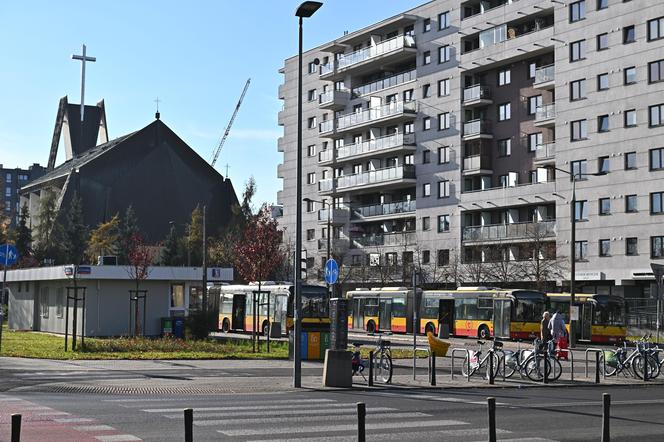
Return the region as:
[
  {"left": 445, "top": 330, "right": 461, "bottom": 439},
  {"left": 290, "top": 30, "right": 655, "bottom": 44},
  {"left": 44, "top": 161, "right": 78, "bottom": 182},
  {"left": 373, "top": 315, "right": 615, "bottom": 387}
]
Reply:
[
  {"left": 277, "top": 0, "right": 664, "bottom": 300},
  {"left": 1, "top": 163, "right": 46, "bottom": 227}
]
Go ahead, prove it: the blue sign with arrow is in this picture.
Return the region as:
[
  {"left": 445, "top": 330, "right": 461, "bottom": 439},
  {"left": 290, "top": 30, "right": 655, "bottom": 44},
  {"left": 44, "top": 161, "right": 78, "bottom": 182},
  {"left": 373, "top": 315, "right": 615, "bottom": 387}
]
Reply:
[
  {"left": 0, "top": 244, "right": 18, "bottom": 267},
  {"left": 324, "top": 258, "right": 339, "bottom": 284}
]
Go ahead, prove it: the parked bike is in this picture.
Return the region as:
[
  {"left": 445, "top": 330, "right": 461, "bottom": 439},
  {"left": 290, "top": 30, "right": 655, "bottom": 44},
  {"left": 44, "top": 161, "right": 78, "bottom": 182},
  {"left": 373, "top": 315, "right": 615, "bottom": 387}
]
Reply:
[
  {"left": 462, "top": 339, "right": 502, "bottom": 379},
  {"left": 350, "top": 334, "right": 393, "bottom": 384},
  {"left": 500, "top": 339, "right": 562, "bottom": 382}
]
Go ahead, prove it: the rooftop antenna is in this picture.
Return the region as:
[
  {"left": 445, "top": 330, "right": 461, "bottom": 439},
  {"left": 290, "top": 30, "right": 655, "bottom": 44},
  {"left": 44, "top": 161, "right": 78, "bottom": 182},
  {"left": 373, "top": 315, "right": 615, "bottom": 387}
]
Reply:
[
  {"left": 154, "top": 97, "right": 161, "bottom": 120},
  {"left": 225, "top": 163, "right": 230, "bottom": 179}
]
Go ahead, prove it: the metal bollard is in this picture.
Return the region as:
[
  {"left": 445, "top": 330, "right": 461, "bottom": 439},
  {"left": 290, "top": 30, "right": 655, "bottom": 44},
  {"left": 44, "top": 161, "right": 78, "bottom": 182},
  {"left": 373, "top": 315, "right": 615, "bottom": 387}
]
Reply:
[
  {"left": 357, "top": 402, "right": 366, "bottom": 442},
  {"left": 595, "top": 353, "right": 601, "bottom": 384},
  {"left": 11, "top": 414, "right": 21, "bottom": 442},
  {"left": 602, "top": 393, "right": 610, "bottom": 442},
  {"left": 368, "top": 351, "right": 374, "bottom": 387},
  {"left": 487, "top": 397, "right": 497, "bottom": 442},
  {"left": 431, "top": 353, "right": 437, "bottom": 386},
  {"left": 642, "top": 348, "right": 649, "bottom": 382},
  {"left": 543, "top": 354, "right": 549, "bottom": 385},
  {"left": 184, "top": 408, "right": 193, "bottom": 442},
  {"left": 489, "top": 352, "right": 494, "bottom": 385}
]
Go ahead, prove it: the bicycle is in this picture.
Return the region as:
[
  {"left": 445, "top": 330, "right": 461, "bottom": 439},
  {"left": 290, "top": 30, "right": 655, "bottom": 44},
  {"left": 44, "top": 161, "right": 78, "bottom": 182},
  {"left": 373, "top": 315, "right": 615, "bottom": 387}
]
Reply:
[
  {"left": 501, "top": 339, "right": 562, "bottom": 382},
  {"left": 350, "top": 334, "right": 393, "bottom": 384},
  {"left": 603, "top": 336, "right": 660, "bottom": 379},
  {"left": 462, "top": 339, "right": 502, "bottom": 379}
]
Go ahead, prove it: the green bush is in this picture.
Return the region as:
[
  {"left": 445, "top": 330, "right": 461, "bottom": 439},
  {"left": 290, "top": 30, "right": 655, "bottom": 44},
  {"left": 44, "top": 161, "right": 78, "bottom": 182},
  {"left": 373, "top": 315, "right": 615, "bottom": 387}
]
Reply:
[{"left": 186, "top": 309, "right": 217, "bottom": 340}]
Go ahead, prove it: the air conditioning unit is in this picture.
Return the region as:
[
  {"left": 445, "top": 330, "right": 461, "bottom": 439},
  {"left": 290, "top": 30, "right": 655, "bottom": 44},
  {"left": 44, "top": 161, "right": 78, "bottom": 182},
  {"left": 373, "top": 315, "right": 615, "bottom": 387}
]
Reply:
[{"left": 97, "top": 256, "right": 118, "bottom": 266}]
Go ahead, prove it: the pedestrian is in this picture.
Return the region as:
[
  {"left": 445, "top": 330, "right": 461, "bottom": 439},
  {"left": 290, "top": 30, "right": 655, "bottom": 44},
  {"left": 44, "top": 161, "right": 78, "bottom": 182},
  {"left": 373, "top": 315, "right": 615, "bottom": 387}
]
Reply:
[
  {"left": 549, "top": 312, "right": 567, "bottom": 341},
  {"left": 540, "top": 311, "right": 552, "bottom": 342}
]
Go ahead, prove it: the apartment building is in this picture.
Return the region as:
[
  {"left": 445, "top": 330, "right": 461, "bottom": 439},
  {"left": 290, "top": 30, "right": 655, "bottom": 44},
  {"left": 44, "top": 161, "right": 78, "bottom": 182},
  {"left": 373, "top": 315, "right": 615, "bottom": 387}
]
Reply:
[
  {"left": 277, "top": 0, "right": 664, "bottom": 299},
  {"left": 1, "top": 163, "right": 46, "bottom": 227}
]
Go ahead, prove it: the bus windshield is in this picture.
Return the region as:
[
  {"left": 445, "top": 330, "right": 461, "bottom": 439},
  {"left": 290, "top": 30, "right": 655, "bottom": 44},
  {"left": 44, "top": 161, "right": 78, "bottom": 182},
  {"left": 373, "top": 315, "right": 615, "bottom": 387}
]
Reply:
[
  {"left": 593, "top": 300, "right": 625, "bottom": 326},
  {"left": 514, "top": 298, "right": 546, "bottom": 322}
]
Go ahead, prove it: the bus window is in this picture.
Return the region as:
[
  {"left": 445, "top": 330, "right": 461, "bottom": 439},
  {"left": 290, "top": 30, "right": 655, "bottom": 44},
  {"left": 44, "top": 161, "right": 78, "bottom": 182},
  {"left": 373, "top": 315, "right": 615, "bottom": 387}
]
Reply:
[
  {"left": 364, "top": 298, "right": 379, "bottom": 317},
  {"left": 549, "top": 300, "right": 568, "bottom": 318},
  {"left": 477, "top": 298, "right": 492, "bottom": 321},
  {"left": 422, "top": 297, "right": 439, "bottom": 319},
  {"left": 392, "top": 297, "right": 407, "bottom": 318},
  {"left": 514, "top": 298, "right": 544, "bottom": 322},
  {"left": 594, "top": 302, "right": 625, "bottom": 326},
  {"left": 456, "top": 298, "right": 478, "bottom": 320},
  {"left": 220, "top": 294, "right": 233, "bottom": 315}
]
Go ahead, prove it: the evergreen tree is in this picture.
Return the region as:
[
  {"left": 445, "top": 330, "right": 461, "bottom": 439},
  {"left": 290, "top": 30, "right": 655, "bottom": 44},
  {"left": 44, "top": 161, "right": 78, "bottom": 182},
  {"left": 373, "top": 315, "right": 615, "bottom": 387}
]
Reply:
[
  {"left": 161, "top": 224, "right": 182, "bottom": 266},
  {"left": 86, "top": 214, "right": 120, "bottom": 263},
  {"left": 62, "top": 194, "right": 89, "bottom": 266},
  {"left": 15, "top": 203, "right": 32, "bottom": 259},
  {"left": 118, "top": 205, "right": 140, "bottom": 264},
  {"left": 34, "top": 189, "right": 63, "bottom": 263},
  {"left": 187, "top": 205, "right": 203, "bottom": 266}
]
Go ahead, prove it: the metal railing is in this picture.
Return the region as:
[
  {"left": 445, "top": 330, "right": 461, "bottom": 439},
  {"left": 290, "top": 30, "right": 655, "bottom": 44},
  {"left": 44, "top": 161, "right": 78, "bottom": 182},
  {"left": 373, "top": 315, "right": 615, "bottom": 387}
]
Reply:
[
  {"left": 318, "top": 149, "right": 333, "bottom": 163},
  {"left": 352, "top": 200, "right": 416, "bottom": 219},
  {"left": 352, "top": 69, "right": 417, "bottom": 97},
  {"left": 319, "top": 120, "right": 334, "bottom": 133},
  {"left": 463, "top": 119, "right": 491, "bottom": 137},
  {"left": 319, "top": 89, "right": 349, "bottom": 105},
  {"left": 535, "top": 103, "right": 556, "bottom": 121},
  {"left": 337, "top": 133, "right": 415, "bottom": 160},
  {"left": 462, "top": 220, "right": 556, "bottom": 242},
  {"left": 351, "top": 231, "right": 417, "bottom": 247},
  {"left": 318, "top": 178, "right": 334, "bottom": 192},
  {"left": 534, "top": 64, "right": 555, "bottom": 84},
  {"left": 463, "top": 155, "right": 492, "bottom": 171},
  {"left": 535, "top": 142, "right": 555, "bottom": 160},
  {"left": 337, "top": 35, "right": 416, "bottom": 70},
  {"left": 461, "top": 179, "right": 554, "bottom": 194},
  {"left": 317, "top": 208, "right": 350, "bottom": 222},
  {"left": 462, "top": 85, "right": 491, "bottom": 102},
  {"left": 336, "top": 101, "right": 417, "bottom": 131},
  {"left": 336, "top": 165, "right": 415, "bottom": 189}
]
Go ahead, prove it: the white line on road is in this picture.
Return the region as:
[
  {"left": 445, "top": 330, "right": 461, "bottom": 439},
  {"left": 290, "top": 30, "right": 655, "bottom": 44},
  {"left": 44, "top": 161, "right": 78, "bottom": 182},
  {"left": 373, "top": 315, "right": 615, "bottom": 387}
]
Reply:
[
  {"left": 257, "top": 427, "right": 512, "bottom": 442},
  {"left": 143, "top": 402, "right": 349, "bottom": 413},
  {"left": 161, "top": 406, "right": 397, "bottom": 420},
  {"left": 36, "top": 411, "right": 70, "bottom": 416},
  {"left": 55, "top": 417, "right": 96, "bottom": 423},
  {"left": 74, "top": 425, "right": 116, "bottom": 432},
  {"left": 373, "top": 391, "right": 509, "bottom": 405},
  {"left": 218, "top": 419, "right": 468, "bottom": 437},
  {"left": 0, "top": 397, "right": 23, "bottom": 401},
  {"left": 195, "top": 412, "right": 432, "bottom": 427},
  {"left": 94, "top": 435, "right": 142, "bottom": 442},
  {"left": 508, "top": 398, "right": 664, "bottom": 409}
]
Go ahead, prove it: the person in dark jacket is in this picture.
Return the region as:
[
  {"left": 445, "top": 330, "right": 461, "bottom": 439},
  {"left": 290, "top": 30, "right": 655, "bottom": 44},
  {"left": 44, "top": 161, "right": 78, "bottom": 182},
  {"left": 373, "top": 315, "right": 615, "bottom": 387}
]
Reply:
[{"left": 541, "top": 311, "right": 552, "bottom": 342}]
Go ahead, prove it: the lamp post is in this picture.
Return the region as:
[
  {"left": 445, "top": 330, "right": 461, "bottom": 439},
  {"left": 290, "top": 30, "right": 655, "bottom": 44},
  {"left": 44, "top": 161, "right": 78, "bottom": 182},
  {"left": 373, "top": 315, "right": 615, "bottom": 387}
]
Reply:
[
  {"left": 554, "top": 167, "right": 605, "bottom": 347},
  {"left": 294, "top": 0, "right": 323, "bottom": 389}
]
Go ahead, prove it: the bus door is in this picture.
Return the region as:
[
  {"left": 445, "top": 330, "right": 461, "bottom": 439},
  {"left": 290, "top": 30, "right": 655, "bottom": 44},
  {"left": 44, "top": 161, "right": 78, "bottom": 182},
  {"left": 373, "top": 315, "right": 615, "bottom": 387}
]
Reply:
[
  {"left": 493, "top": 299, "right": 511, "bottom": 339},
  {"left": 379, "top": 298, "right": 392, "bottom": 331},
  {"left": 232, "top": 294, "right": 246, "bottom": 330},
  {"left": 352, "top": 298, "right": 362, "bottom": 329},
  {"left": 580, "top": 302, "right": 593, "bottom": 341},
  {"left": 438, "top": 299, "right": 454, "bottom": 338},
  {"left": 273, "top": 295, "right": 287, "bottom": 335}
]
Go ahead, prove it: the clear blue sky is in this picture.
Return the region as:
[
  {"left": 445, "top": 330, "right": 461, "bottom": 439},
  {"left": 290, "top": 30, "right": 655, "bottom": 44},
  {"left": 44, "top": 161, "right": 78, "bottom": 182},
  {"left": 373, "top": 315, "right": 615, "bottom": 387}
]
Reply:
[{"left": 0, "top": 0, "right": 420, "bottom": 208}]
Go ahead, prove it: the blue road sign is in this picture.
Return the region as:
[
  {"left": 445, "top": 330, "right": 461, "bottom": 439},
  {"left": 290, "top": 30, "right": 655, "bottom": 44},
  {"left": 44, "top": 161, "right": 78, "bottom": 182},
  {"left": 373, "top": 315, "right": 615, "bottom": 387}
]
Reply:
[
  {"left": 0, "top": 244, "right": 18, "bottom": 267},
  {"left": 324, "top": 258, "right": 339, "bottom": 284}
]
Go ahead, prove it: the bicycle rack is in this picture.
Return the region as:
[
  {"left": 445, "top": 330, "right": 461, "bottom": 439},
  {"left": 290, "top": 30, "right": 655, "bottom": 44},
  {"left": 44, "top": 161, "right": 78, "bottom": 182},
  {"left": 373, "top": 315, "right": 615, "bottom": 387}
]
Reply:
[
  {"left": 568, "top": 349, "right": 575, "bottom": 381},
  {"left": 413, "top": 347, "right": 430, "bottom": 380},
  {"left": 584, "top": 348, "right": 606, "bottom": 380},
  {"left": 450, "top": 348, "right": 471, "bottom": 382}
]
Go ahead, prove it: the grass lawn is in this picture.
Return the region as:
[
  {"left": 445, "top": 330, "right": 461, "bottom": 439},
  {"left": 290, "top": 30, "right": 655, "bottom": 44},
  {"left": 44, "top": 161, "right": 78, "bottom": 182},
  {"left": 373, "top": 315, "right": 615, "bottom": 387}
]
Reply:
[{"left": 0, "top": 324, "right": 288, "bottom": 360}]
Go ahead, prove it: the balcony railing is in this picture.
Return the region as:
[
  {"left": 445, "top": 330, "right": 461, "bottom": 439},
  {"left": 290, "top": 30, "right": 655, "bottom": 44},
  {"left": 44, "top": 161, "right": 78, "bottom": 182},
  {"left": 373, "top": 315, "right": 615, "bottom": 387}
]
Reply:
[
  {"left": 535, "top": 103, "right": 555, "bottom": 122},
  {"left": 353, "top": 200, "right": 416, "bottom": 219},
  {"left": 462, "top": 220, "right": 556, "bottom": 242},
  {"left": 463, "top": 155, "right": 492, "bottom": 171},
  {"left": 336, "top": 101, "right": 416, "bottom": 131},
  {"left": 319, "top": 119, "right": 334, "bottom": 133},
  {"left": 317, "top": 238, "right": 349, "bottom": 251},
  {"left": 534, "top": 64, "right": 555, "bottom": 84},
  {"left": 319, "top": 89, "right": 350, "bottom": 106},
  {"left": 461, "top": 179, "right": 555, "bottom": 195},
  {"left": 352, "top": 69, "right": 417, "bottom": 97},
  {"left": 535, "top": 142, "right": 555, "bottom": 160},
  {"left": 318, "top": 179, "right": 334, "bottom": 192},
  {"left": 336, "top": 165, "right": 415, "bottom": 190},
  {"left": 337, "top": 35, "right": 416, "bottom": 70},
  {"left": 338, "top": 133, "right": 415, "bottom": 160},
  {"left": 320, "top": 63, "right": 334, "bottom": 76},
  {"left": 351, "top": 231, "right": 417, "bottom": 247},
  {"left": 317, "top": 208, "right": 350, "bottom": 223},
  {"left": 318, "top": 149, "right": 333, "bottom": 163},
  {"left": 463, "top": 119, "right": 492, "bottom": 137},
  {"left": 462, "top": 85, "right": 491, "bottom": 103}
]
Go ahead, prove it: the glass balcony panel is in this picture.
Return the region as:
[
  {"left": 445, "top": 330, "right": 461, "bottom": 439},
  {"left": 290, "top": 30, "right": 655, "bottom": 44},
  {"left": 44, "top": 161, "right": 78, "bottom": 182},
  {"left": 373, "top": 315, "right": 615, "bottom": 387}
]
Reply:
[
  {"left": 462, "top": 220, "right": 556, "bottom": 242},
  {"left": 337, "top": 35, "right": 416, "bottom": 70},
  {"left": 353, "top": 200, "right": 416, "bottom": 218},
  {"left": 336, "top": 165, "right": 415, "bottom": 189},
  {"left": 534, "top": 65, "right": 555, "bottom": 84},
  {"left": 336, "top": 101, "right": 416, "bottom": 131},
  {"left": 352, "top": 69, "right": 417, "bottom": 97}
]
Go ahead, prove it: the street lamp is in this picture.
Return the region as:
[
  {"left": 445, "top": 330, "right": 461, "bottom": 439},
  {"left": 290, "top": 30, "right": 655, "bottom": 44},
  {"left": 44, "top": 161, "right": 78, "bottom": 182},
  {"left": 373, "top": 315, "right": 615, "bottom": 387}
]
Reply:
[
  {"left": 553, "top": 166, "right": 606, "bottom": 347},
  {"left": 294, "top": 0, "right": 323, "bottom": 389}
]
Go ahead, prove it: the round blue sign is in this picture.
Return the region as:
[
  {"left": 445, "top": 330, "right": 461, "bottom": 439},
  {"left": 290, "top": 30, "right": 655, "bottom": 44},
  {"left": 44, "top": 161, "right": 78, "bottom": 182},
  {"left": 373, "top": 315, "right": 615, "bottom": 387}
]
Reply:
[
  {"left": 0, "top": 244, "right": 18, "bottom": 266},
  {"left": 324, "top": 258, "right": 339, "bottom": 284}
]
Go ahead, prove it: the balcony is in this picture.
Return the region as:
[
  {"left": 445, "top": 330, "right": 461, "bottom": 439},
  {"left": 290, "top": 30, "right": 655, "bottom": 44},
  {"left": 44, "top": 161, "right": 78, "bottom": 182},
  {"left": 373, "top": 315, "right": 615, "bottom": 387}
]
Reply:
[
  {"left": 352, "top": 200, "right": 416, "bottom": 222},
  {"left": 319, "top": 119, "right": 335, "bottom": 135},
  {"left": 533, "top": 142, "right": 555, "bottom": 165},
  {"left": 462, "top": 119, "right": 493, "bottom": 140},
  {"left": 462, "top": 85, "right": 492, "bottom": 107},
  {"left": 320, "top": 35, "right": 417, "bottom": 80},
  {"left": 534, "top": 103, "right": 555, "bottom": 127},
  {"left": 337, "top": 133, "right": 415, "bottom": 163},
  {"left": 534, "top": 64, "right": 555, "bottom": 90},
  {"left": 335, "top": 101, "right": 417, "bottom": 134},
  {"left": 277, "top": 163, "right": 286, "bottom": 179},
  {"left": 462, "top": 155, "right": 492, "bottom": 176},
  {"left": 318, "top": 149, "right": 333, "bottom": 165},
  {"left": 462, "top": 220, "right": 556, "bottom": 244},
  {"left": 352, "top": 69, "right": 417, "bottom": 98},
  {"left": 336, "top": 165, "right": 416, "bottom": 192},
  {"left": 278, "top": 83, "right": 286, "bottom": 100},
  {"left": 317, "top": 208, "right": 350, "bottom": 225},
  {"left": 318, "top": 89, "right": 350, "bottom": 110},
  {"left": 318, "top": 178, "right": 334, "bottom": 195},
  {"left": 351, "top": 231, "right": 417, "bottom": 248},
  {"left": 318, "top": 238, "right": 350, "bottom": 251}
]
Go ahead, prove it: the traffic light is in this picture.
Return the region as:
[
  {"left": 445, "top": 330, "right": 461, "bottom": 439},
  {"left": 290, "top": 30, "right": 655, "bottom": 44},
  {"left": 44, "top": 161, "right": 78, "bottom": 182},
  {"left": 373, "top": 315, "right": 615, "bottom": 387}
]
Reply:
[{"left": 300, "top": 250, "right": 307, "bottom": 281}]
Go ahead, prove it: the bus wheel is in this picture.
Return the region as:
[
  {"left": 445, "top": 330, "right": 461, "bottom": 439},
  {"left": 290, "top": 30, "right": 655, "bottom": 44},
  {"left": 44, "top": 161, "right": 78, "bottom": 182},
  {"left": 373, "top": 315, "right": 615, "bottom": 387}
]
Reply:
[
  {"left": 222, "top": 319, "right": 230, "bottom": 333},
  {"left": 367, "top": 321, "right": 376, "bottom": 334},
  {"left": 478, "top": 325, "right": 490, "bottom": 339},
  {"left": 425, "top": 322, "right": 436, "bottom": 335},
  {"left": 262, "top": 321, "right": 270, "bottom": 336}
]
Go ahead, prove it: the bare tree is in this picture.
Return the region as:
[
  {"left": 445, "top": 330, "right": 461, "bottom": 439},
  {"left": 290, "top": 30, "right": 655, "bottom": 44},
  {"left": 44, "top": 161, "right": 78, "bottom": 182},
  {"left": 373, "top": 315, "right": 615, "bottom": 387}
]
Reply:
[
  {"left": 520, "top": 225, "right": 567, "bottom": 290},
  {"left": 485, "top": 242, "right": 526, "bottom": 286}
]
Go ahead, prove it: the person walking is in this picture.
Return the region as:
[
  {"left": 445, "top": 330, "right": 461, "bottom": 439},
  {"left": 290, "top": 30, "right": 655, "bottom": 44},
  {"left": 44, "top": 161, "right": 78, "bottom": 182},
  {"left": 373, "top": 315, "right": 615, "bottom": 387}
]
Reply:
[
  {"left": 541, "top": 311, "right": 552, "bottom": 342},
  {"left": 550, "top": 311, "right": 569, "bottom": 359}
]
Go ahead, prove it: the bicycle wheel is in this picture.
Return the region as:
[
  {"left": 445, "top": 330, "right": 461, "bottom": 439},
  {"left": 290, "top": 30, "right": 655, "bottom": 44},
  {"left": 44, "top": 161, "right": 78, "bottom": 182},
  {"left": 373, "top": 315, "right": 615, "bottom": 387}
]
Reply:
[
  {"left": 600, "top": 352, "right": 619, "bottom": 377},
  {"left": 525, "top": 356, "right": 544, "bottom": 381},
  {"left": 550, "top": 357, "right": 563, "bottom": 381},
  {"left": 379, "top": 353, "right": 393, "bottom": 384},
  {"left": 632, "top": 354, "right": 658, "bottom": 379},
  {"left": 648, "top": 355, "right": 661, "bottom": 379},
  {"left": 461, "top": 356, "right": 473, "bottom": 378},
  {"left": 482, "top": 352, "right": 500, "bottom": 380}
]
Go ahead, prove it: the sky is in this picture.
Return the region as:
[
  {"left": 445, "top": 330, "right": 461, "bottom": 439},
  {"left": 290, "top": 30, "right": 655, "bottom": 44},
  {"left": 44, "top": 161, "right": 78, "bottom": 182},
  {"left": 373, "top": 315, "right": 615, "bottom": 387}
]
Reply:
[{"left": 0, "top": 0, "right": 421, "bottom": 209}]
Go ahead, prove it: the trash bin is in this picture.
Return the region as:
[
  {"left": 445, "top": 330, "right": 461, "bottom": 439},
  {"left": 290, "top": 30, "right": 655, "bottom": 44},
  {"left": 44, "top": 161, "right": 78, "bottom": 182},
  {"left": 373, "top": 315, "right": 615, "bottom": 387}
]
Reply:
[
  {"left": 172, "top": 317, "right": 185, "bottom": 339},
  {"left": 161, "top": 317, "right": 174, "bottom": 337}
]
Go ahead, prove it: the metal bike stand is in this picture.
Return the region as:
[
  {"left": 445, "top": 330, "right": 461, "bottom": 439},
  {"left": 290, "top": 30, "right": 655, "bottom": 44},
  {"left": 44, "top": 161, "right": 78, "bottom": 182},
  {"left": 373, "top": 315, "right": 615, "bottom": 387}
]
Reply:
[
  {"left": 568, "top": 348, "right": 575, "bottom": 381},
  {"left": 584, "top": 348, "right": 605, "bottom": 380},
  {"left": 451, "top": 348, "right": 471, "bottom": 382},
  {"left": 412, "top": 347, "right": 430, "bottom": 380}
]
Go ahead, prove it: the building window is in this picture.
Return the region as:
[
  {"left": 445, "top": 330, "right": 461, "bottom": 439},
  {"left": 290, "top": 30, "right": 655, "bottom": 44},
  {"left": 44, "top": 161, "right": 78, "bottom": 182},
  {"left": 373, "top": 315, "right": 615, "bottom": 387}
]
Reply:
[
  {"left": 651, "top": 191, "right": 664, "bottom": 214},
  {"left": 306, "top": 200, "right": 315, "bottom": 212},
  {"left": 437, "top": 215, "right": 450, "bottom": 232},
  {"left": 439, "top": 11, "right": 450, "bottom": 30},
  {"left": 570, "top": 40, "right": 586, "bottom": 62},
  {"left": 437, "top": 249, "right": 450, "bottom": 266},
  {"left": 599, "top": 197, "right": 611, "bottom": 215},
  {"left": 423, "top": 183, "right": 431, "bottom": 197},
  {"left": 308, "top": 61, "right": 317, "bottom": 74},
  {"left": 651, "top": 148, "right": 664, "bottom": 170},
  {"left": 528, "top": 133, "right": 543, "bottom": 152},
  {"left": 404, "top": 121, "right": 414, "bottom": 134},
  {"left": 170, "top": 284, "right": 185, "bottom": 309},
  {"left": 422, "top": 83, "right": 431, "bottom": 98},
  {"left": 422, "top": 216, "right": 430, "bottom": 231},
  {"left": 599, "top": 239, "right": 611, "bottom": 257},
  {"left": 570, "top": 1, "right": 586, "bottom": 22},
  {"left": 648, "top": 17, "right": 664, "bottom": 41},
  {"left": 626, "top": 237, "right": 638, "bottom": 256},
  {"left": 306, "top": 229, "right": 315, "bottom": 241},
  {"left": 597, "top": 33, "right": 609, "bottom": 51},
  {"left": 498, "top": 102, "right": 511, "bottom": 121},
  {"left": 5, "top": 188, "right": 11, "bottom": 197},
  {"left": 498, "top": 69, "right": 511, "bottom": 86},
  {"left": 438, "top": 146, "right": 450, "bottom": 164},
  {"left": 626, "top": 194, "right": 638, "bottom": 213},
  {"left": 18, "top": 174, "right": 27, "bottom": 181},
  {"left": 598, "top": 114, "right": 610, "bottom": 132},
  {"left": 575, "top": 241, "right": 588, "bottom": 261},
  {"left": 649, "top": 104, "right": 664, "bottom": 127},
  {"left": 599, "top": 156, "right": 610, "bottom": 173},
  {"left": 438, "top": 180, "right": 450, "bottom": 198},
  {"left": 350, "top": 254, "right": 362, "bottom": 266},
  {"left": 623, "top": 109, "right": 636, "bottom": 127},
  {"left": 438, "top": 112, "right": 450, "bottom": 130},
  {"left": 40, "top": 287, "right": 49, "bottom": 318},
  {"left": 570, "top": 79, "right": 586, "bottom": 101},
  {"left": 528, "top": 62, "right": 537, "bottom": 79},
  {"left": 571, "top": 119, "right": 588, "bottom": 141},
  {"left": 597, "top": 0, "right": 608, "bottom": 9},
  {"left": 528, "top": 95, "right": 542, "bottom": 115},
  {"left": 5, "top": 173, "right": 11, "bottom": 183},
  {"left": 423, "top": 51, "right": 431, "bottom": 65},
  {"left": 625, "top": 151, "right": 637, "bottom": 170},
  {"left": 649, "top": 59, "right": 664, "bottom": 83},
  {"left": 423, "top": 18, "right": 431, "bottom": 32},
  {"left": 623, "top": 25, "right": 636, "bottom": 44},
  {"left": 307, "top": 116, "right": 317, "bottom": 129},
  {"left": 307, "top": 145, "right": 316, "bottom": 157},
  {"left": 498, "top": 139, "right": 511, "bottom": 157},
  {"left": 403, "top": 153, "right": 414, "bottom": 165},
  {"left": 575, "top": 200, "right": 589, "bottom": 221},
  {"left": 423, "top": 117, "right": 431, "bottom": 131},
  {"left": 307, "top": 89, "right": 317, "bottom": 101},
  {"left": 624, "top": 66, "right": 636, "bottom": 85},
  {"left": 56, "top": 288, "right": 64, "bottom": 318},
  {"left": 307, "top": 172, "right": 316, "bottom": 185},
  {"left": 438, "top": 78, "right": 450, "bottom": 96},
  {"left": 422, "top": 250, "right": 430, "bottom": 265},
  {"left": 423, "top": 149, "right": 431, "bottom": 164},
  {"left": 597, "top": 73, "right": 609, "bottom": 90},
  {"left": 652, "top": 236, "right": 664, "bottom": 258},
  {"left": 438, "top": 45, "right": 451, "bottom": 63}
]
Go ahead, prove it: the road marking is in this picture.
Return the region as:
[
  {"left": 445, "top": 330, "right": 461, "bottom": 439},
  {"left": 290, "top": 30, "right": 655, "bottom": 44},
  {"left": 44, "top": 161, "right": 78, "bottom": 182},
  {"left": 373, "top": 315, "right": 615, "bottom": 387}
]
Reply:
[
  {"left": 218, "top": 419, "right": 468, "bottom": 437},
  {"left": 55, "top": 417, "right": 96, "bottom": 423},
  {"left": 36, "top": 411, "right": 70, "bottom": 416},
  {"left": 258, "top": 428, "right": 512, "bottom": 442},
  {"left": 374, "top": 392, "right": 509, "bottom": 406},
  {"left": 161, "top": 406, "right": 397, "bottom": 420},
  {"left": 143, "top": 402, "right": 349, "bottom": 413},
  {"left": 74, "top": 425, "right": 116, "bottom": 432},
  {"left": 0, "top": 397, "right": 22, "bottom": 401},
  {"left": 508, "top": 398, "right": 664, "bottom": 409},
  {"left": 195, "top": 412, "right": 431, "bottom": 427},
  {"left": 21, "top": 406, "right": 52, "bottom": 410},
  {"left": 94, "top": 435, "right": 142, "bottom": 442}
]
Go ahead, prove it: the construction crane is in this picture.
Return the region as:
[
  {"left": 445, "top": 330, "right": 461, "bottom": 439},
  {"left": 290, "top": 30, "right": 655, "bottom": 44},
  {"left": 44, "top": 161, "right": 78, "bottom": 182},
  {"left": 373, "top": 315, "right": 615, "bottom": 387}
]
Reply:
[{"left": 210, "top": 78, "right": 251, "bottom": 168}]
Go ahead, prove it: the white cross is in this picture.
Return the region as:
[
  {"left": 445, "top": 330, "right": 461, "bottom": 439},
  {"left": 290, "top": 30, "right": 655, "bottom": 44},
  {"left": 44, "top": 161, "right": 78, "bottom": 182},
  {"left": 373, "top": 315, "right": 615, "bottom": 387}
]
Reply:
[
  {"left": 71, "top": 44, "right": 96, "bottom": 122},
  {"left": 154, "top": 97, "right": 161, "bottom": 112}
]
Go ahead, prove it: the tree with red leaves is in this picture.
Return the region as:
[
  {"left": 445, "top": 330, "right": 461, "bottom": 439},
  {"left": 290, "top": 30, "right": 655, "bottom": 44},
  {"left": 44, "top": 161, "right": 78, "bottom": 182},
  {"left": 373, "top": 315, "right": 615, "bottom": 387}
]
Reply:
[{"left": 126, "top": 233, "right": 157, "bottom": 336}]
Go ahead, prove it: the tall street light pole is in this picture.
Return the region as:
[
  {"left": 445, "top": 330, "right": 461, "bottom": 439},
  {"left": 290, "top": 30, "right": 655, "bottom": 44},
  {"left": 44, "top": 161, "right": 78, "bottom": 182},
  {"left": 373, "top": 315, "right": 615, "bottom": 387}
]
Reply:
[
  {"left": 294, "top": 1, "right": 323, "bottom": 389},
  {"left": 303, "top": 198, "right": 331, "bottom": 294}
]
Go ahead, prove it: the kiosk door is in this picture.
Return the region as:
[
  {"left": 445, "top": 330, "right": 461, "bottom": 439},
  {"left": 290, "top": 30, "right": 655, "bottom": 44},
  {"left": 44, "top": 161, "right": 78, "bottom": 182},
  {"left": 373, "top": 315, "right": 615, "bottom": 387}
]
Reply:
[
  {"left": 379, "top": 299, "right": 392, "bottom": 331},
  {"left": 232, "top": 295, "right": 246, "bottom": 330},
  {"left": 493, "top": 299, "right": 511, "bottom": 339}
]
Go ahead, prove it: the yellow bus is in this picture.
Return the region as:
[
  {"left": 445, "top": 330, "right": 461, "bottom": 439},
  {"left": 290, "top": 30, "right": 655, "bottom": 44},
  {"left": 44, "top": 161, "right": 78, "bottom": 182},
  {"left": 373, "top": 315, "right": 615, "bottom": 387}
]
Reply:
[
  {"left": 346, "top": 287, "right": 417, "bottom": 334},
  {"left": 547, "top": 293, "right": 626, "bottom": 343}
]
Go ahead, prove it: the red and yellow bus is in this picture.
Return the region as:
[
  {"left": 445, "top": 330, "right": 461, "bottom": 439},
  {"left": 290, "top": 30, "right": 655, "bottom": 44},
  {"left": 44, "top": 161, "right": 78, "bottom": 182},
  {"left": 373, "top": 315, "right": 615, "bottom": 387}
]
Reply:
[
  {"left": 347, "top": 287, "right": 416, "bottom": 334},
  {"left": 547, "top": 293, "right": 626, "bottom": 343}
]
